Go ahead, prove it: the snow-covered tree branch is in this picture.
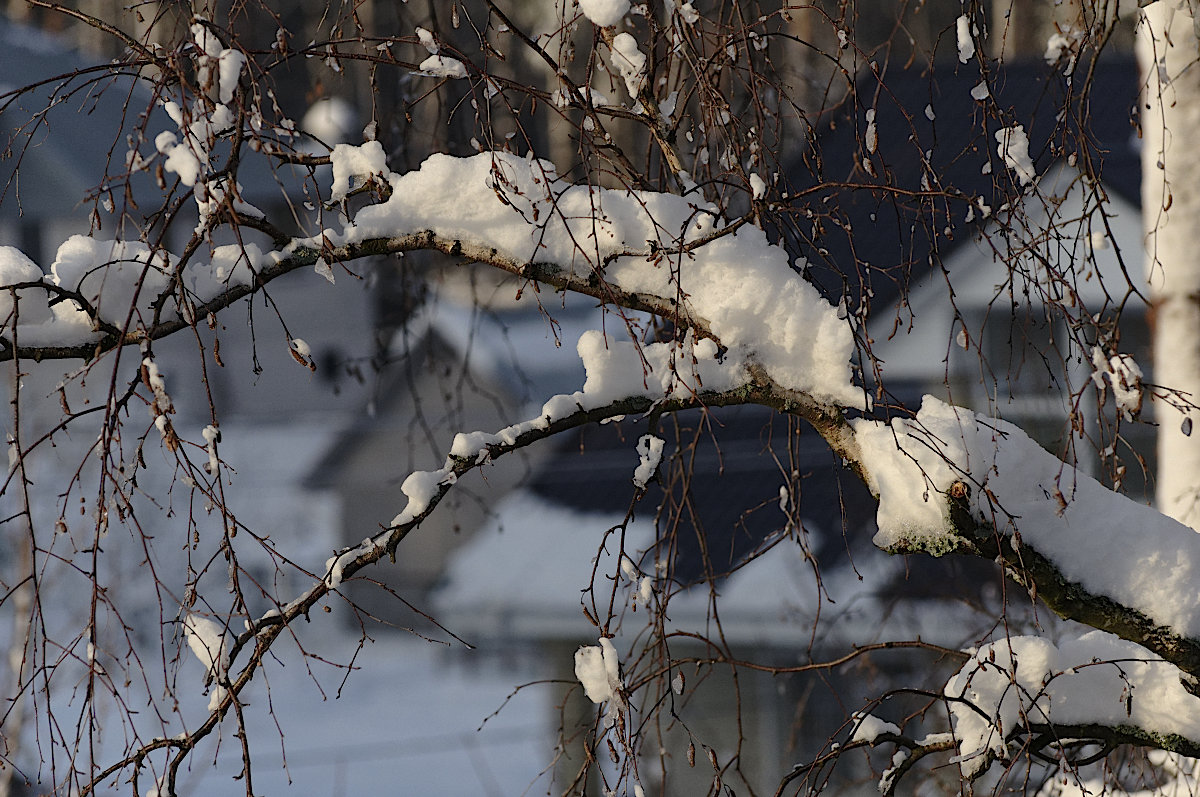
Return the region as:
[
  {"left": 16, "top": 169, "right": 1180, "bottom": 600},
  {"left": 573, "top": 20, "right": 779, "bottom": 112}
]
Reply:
[{"left": 4, "top": 1, "right": 1199, "bottom": 796}]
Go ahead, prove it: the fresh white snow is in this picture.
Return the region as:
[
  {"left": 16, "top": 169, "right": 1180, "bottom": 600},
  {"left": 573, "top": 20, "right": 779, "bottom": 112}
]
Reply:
[
  {"left": 947, "top": 630, "right": 1200, "bottom": 778},
  {"left": 632, "top": 434, "right": 664, "bottom": 488},
  {"left": 855, "top": 396, "right": 1200, "bottom": 639},
  {"left": 996, "top": 124, "right": 1036, "bottom": 186},
  {"left": 579, "top": 0, "right": 630, "bottom": 27},
  {"left": 956, "top": 15, "right": 975, "bottom": 63}
]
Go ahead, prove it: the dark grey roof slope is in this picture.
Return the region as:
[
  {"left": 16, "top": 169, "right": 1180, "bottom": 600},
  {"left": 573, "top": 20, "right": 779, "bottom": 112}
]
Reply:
[
  {"left": 786, "top": 57, "right": 1141, "bottom": 314},
  {"left": 0, "top": 16, "right": 286, "bottom": 236},
  {"left": 526, "top": 399, "right": 997, "bottom": 601},
  {"left": 0, "top": 19, "right": 151, "bottom": 223}
]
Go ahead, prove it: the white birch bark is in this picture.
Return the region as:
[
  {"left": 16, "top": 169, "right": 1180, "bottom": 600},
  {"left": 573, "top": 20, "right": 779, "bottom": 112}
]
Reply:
[{"left": 1139, "top": 1, "right": 1200, "bottom": 528}]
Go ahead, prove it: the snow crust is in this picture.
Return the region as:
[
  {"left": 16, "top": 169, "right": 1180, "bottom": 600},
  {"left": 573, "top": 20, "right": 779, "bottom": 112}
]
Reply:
[
  {"left": 947, "top": 630, "right": 1200, "bottom": 778},
  {"left": 855, "top": 396, "right": 1200, "bottom": 638}
]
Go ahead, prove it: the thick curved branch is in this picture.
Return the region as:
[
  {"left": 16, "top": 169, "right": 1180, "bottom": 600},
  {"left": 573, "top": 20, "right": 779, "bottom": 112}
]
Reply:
[{"left": 2, "top": 225, "right": 733, "bottom": 364}]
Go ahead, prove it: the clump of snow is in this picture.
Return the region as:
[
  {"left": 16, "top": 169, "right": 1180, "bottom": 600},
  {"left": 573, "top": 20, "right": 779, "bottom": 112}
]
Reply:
[
  {"left": 575, "top": 636, "right": 623, "bottom": 706},
  {"left": 51, "top": 236, "right": 174, "bottom": 324},
  {"left": 749, "top": 172, "right": 767, "bottom": 199},
  {"left": 1038, "top": 752, "right": 1198, "bottom": 797},
  {"left": 448, "top": 331, "right": 749, "bottom": 466},
  {"left": 610, "top": 32, "right": 647, "bottom": 101},
  {"left": 996, "top": 124, "right": 1036, "bottom": 186},
  {"left": 579, "top": 0, "right": 630, "bottom": 27},
  {"left": 552, "top": 86, "right": 609, "bottom": 109},
  {"left": 313, "top": 257, "right": 336, "bottom": 283},
  {"left": 142, "top": 357, "right": 172, "bottom": 415},
  {"left": 1044, "top": 30, "right": 1079, "bottom": 74},
  {"left": 849, "top": 711, "right": 900, "bottom": 743},
  {"left": 864, "top": 109, "right": 877, "bottom": 154},
  {"left": 190, "top": 23, "right": 245, "bottom": 105},
  {"left": 325, "top": 536, "right": 385, "bottom": 588},
  {"left": 183, "top": 614, "right": 229, "bottom": 711},
  {"left": 637, "top": 575, "right": 654, "bottom": 607},
  {"left": 336, "top": 151, "right": 861, "bottom": 407},
  {"left": 678, "top": 2, "right": 700, "bottom": 24},
  {"left": 947, "top": 631, "right": 1200, "bottom": 778},
  {"left": 329, "top": 141, "right": 388, "bottom": 203},
  {"left": 854, "top": 396, "right": 1200, "bottom": 638},
  {"left": 1091, "top": 347, "right": 1144, "bottom": 420},
  {"left": 620, "top": 554, "right": 655, "bottom": 608},
  {"left": 0, "top": 246, "right": 50, "bottom": 327},
  {"left": 187, "top": 242, "right": 268, "bottom": 301},
  {"left": 216, "top": 48, "right": 245, "bottom": 105},
  {"left": 202, "top": 424, "right": 220, "bottom": 474},
  {"left": 417, "top": 54, "right": 468, "bottom": 79},
  {"left": 956, "top": 15, "right": 975, "bottom": 63},
  {"left": 385, "top": 466, "right": 458, "bottom": 529},
  {"left": 632, "top": 434, "right": 665, "bottom": 488},
  {"left": 970, "top": 81, "right": 989, "bottom": 101},
  {"left": 415, "top": 26, "right": 437, "bottom": 54},
  {"left": 659, "top": 90, "right": 679, "bottom": 121}
]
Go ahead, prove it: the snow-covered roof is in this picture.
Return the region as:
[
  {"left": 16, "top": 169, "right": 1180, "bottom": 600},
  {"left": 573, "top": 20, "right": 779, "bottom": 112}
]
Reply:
[
  {"left": 431, "top": 488, "right": 983, "bottom": 649},
  {"left": 868, "top": 161, "right": 1146, "bottom": 379},
  {"left": 0, "top": 16, "right": 290, "bottom": 229},
  {"left": 791, "top": 57, "right": 1140, "bottom": 315},
  {"left": 398, "top": 295, "right": 598, "bottom": 407},
  {"left": 0, "top": 19, "right": 122, "bottom": 222}
]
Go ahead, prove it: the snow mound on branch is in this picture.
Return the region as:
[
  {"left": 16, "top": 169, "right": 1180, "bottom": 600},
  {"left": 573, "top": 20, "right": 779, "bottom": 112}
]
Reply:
[
  {"left": 996, "top": 124, "right": 1036, "bottom": 186},
  {"left": 330, "top": 140, "right": 387, "bottom": 203},
  {"left": 855, "top": 396, "right": 1200, "bottom": 638},
  {"left": 416, "top": 55, "right": 468, "bottom": 79},
  {"left": 183, "top": 613, "right": 229, "bottom": 711},
  {"left": 50, "top": 236, "right": 174, "bottom": 324},
  {"left": 575, "top": 636, "right": 623, "bottom": 704},
  {"left": 947, "top": 631, "right": 1200, "bottom": 778},
  {"left": 0, "top": 246, "right": 51, "bottom": 326},
  {"left": 338, "top": 150, "right": 861, "bottom": 407},
  {"left": 610, "top": 33, "right": 646, "bottom": 101},
  {"left": 3, "top": 150, "right": 859, "bottom": 411},
  {"left": 579, "top": 0, "right": 630, "bottom": 27},
  {"left": 849, "top": 711, "right": 900, "bottom": 743},
  {"left": 449, "top": 330, "right": 746, "bottom": 462}
]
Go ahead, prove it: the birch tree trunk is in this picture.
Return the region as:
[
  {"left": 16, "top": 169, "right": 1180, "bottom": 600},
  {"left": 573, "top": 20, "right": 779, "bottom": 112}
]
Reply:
[{"left": 1139, "top": 1, "right": 1200, "bottom": 527}]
